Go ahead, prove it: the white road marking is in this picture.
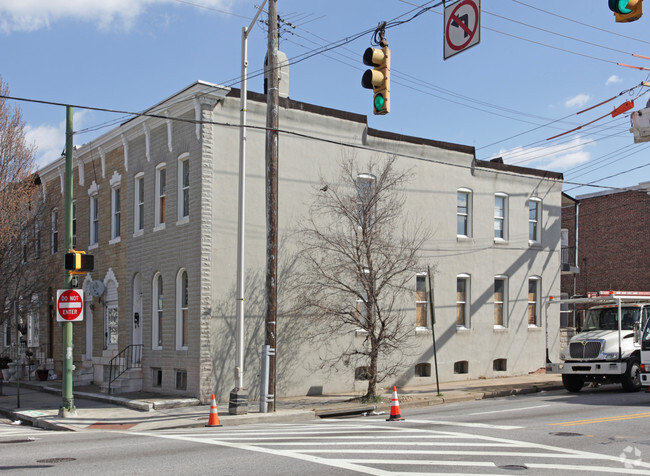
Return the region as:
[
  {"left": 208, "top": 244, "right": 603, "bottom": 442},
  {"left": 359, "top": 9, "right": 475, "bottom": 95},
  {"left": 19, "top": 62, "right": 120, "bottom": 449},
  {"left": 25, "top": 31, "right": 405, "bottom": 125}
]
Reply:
[
  {"left": 405, "top": 418, "right": 522, "bottom": 429},
  {"left": 132, "top": 421, "right": 650, "bottom": 475},
  {"left": 467, "top": 404, "right": 551, "bottom": 416}
]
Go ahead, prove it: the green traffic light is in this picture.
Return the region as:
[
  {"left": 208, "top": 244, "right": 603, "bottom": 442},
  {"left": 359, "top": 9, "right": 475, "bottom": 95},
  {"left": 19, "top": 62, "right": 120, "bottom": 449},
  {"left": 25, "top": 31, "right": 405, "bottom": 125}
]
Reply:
[
  {"left": 609, "top": 0, "right": 632, "bottom": 13},
  {"left": 374, "top": 93, "right": 386, "bottom": 112}
]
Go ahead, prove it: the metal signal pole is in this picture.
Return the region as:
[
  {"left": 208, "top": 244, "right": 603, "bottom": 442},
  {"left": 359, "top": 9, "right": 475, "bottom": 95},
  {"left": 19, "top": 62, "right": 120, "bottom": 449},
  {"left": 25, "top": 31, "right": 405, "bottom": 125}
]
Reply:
[
  {"left": 60, "top": 106, "right": 76, "bottom": 417},
  {"left": 264, "top": 0, "right": 279, "bottom": 413}
]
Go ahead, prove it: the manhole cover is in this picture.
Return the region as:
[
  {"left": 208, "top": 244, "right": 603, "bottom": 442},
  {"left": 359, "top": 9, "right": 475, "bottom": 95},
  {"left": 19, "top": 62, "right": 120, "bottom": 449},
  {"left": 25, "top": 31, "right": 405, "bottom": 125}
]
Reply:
[
  {"left": 551, "top": 432, "right": 583, "bottom": 437},
  {"left": 36, "top": 458, "right": 76, "bottom": 464},
  {"left": 498, "top": 464, "right": 528, "bottom": 471}
]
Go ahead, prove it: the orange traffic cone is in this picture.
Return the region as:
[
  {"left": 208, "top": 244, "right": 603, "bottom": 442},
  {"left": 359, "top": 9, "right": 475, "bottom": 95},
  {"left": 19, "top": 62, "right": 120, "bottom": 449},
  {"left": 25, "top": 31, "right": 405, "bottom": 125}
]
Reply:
[
  {"left": 206, "top": 394, "right": 222, "bottom": 427},
  {"left": 386, "top": 386, "right": 405, "bottom": 421}
]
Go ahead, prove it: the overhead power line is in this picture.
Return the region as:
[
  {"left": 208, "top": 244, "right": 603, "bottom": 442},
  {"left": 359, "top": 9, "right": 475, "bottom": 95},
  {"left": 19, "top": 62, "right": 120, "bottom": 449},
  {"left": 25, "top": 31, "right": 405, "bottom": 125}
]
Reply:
[{"left": 3, "top": 92, "right": 645, "bottom": 195}]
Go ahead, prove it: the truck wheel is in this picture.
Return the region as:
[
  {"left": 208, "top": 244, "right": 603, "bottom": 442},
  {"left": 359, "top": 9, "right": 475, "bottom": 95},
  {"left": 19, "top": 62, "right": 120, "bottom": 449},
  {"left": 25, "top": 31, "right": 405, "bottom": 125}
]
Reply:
[
  {"left": 562, "top": 374, "right": 585, "bottom": 392},
  {"left": 622, "top": 357, "right": 641, "bottom": 392}
]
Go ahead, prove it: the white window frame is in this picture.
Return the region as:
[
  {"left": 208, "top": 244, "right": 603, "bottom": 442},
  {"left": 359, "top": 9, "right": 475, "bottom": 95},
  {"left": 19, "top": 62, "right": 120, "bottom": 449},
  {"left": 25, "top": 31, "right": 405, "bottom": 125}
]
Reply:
[
  {"left": 154, "top": 163, "right": 167, "bottom": 231},
  {"left": 456, "top": 274, "right": 471, "bottom": 328},
  {"left": 528, "top": 197, "right": 542, "bottom": 244},
  {"left": 109, "top": 172, "right": 122, "bottom": 244},
  {"left": 134, "top": 173, "right": 144, "bottom": 236},
  {"left": 153, "top": 273, "right": 163, "bottom": 350},
  {"left": 177, "top": 153, "right": 190, "bottom": 224},
  {"left": 176, "top": 268, "right": 189, "bottom": 350},
  {"left": 494, "top": 276, "right": 508, "bottom": 328},
  {"left": 457, "top": 188, "right": 472, "bottom": 238},
  {"left": 33, "top": 221, "right": 41, "bottom": 259},
  {"left": 89, "top": 194, "right": 99, "bottom": 248},
  {"left": 3, "top": 298, "right": 11, "bottom": 347},
  {"left": 415, "top": 273, "right": 428, "bottom": 329},
  {"left": 50, "top": 208, "right": 58, "bottom": 254},
  {"left": 494, "top": 193, "right": 508, "bottom": 242},
  {"left": 528, "top": 277, "right": 541, "bottom": 327},
  {"left": 27, "top": 294, "right": 39, "bottom": 347},
  {"left": 111, "top": 185, "right": 121, "bottom": 242},
  {"left": 356, "top": 173, "right": 376, "bottom": 228},
  {"left": 355, "top": 267, "right": 371, "bottom": 333},
  {"left": 21, "top": 228, "right": 27, "bottom": 264}
]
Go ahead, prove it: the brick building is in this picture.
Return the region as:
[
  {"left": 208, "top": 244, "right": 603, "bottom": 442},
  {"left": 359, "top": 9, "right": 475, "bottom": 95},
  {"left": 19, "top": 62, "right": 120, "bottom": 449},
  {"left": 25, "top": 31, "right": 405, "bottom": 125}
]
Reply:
[{"left": 562, "top": 182, "right": 650, "bottom": 297}]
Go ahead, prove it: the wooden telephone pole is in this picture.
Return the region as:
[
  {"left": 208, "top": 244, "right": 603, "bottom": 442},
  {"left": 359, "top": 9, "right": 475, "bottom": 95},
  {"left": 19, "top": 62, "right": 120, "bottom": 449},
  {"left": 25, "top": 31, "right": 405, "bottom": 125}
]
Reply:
[{"left": 264, "top": 0, "right": 279, "bottom": 412}]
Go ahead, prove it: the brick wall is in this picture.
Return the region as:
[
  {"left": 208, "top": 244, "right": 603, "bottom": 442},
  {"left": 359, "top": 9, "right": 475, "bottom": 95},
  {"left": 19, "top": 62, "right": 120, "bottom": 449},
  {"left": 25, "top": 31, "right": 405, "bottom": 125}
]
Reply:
[{"left": 575, "top": 189, "right": 650, "bottom": 293}]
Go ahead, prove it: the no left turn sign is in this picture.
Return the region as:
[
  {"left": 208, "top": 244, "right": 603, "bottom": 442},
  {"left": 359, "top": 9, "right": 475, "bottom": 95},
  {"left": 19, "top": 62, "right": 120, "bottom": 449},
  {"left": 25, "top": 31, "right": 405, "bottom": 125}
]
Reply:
[
  {"left": 444, "top": 0, "right": 481, "bottom": 60},
  {"left": 57, "top": 289, "right": 84, "bottom": 322}
]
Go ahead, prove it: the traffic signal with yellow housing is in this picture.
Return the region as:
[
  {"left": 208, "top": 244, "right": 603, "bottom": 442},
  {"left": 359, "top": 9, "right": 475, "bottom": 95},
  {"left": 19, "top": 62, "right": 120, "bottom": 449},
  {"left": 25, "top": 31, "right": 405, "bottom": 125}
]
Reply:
[
  {"left": 361, "top": 46, "right": 391, "bottom": 115},
  {"left": 64, "top": 250, "right": 94, "bottom": 273},
  {"left": 609, "top": 0, "right": 643, "bottom": 22}
]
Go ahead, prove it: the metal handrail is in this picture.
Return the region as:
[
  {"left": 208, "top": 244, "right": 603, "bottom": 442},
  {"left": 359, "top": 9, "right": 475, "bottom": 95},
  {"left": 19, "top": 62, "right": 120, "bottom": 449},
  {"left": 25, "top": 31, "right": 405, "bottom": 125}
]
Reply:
[{"left": 108, "top": 344, "right": 142, "bottom": 394}]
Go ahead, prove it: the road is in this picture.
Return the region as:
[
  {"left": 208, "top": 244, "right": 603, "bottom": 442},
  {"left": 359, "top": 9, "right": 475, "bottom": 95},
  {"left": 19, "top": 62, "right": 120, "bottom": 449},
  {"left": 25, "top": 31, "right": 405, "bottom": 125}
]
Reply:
[{"left": 2, "top": 387, "right": 650, "bottom": 475}]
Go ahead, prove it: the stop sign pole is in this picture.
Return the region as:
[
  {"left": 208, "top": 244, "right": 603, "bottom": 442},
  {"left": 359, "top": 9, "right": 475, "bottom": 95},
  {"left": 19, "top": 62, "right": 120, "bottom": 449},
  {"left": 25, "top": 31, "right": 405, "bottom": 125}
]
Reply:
[{"left": 60, "top": 107, "right": 77, "bottom": 418}]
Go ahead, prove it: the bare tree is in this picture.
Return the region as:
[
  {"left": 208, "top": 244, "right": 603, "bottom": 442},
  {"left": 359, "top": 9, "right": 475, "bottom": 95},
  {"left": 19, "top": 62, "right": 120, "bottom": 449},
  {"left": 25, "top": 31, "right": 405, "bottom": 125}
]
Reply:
[
  {"left": 0, "top": 77, "right": 47, "bottom": 350},
  {"left": 297, "top": 155, "right": 429, "bottom": 401}
]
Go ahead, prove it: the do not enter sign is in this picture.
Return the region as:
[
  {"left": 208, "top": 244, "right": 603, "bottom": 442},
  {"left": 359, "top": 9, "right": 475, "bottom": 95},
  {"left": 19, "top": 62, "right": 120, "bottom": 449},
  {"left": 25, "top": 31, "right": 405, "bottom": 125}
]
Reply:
[{"left": 57, "top": 289, "right": 84, "bottom": 322}]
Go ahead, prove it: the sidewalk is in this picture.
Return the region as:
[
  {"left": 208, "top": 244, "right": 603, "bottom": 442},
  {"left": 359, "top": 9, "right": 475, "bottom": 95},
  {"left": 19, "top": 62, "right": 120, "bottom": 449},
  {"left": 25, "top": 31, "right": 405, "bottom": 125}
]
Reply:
[{"left": 0, "top": 373, "right": 564, "bottom": 432}]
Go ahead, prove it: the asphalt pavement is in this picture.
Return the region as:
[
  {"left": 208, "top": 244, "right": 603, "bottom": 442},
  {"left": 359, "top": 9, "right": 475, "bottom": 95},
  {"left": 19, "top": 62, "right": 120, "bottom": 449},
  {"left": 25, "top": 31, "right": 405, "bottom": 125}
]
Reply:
[{"left": 0, "top": 372, "right": 564, "bottom": 432}]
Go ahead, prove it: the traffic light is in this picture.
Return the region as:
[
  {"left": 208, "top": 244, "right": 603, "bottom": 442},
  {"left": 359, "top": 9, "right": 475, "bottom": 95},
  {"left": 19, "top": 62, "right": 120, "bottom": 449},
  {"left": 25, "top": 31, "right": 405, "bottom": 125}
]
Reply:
[
  {"left": 64, "top": 250, "right": 94, "bottom": 273},
  {"left": 609, "top": 0, "right": 643, "bottom": 22},
  {"left": 361, "top": 46, "right": 391, "bottom": 115}
]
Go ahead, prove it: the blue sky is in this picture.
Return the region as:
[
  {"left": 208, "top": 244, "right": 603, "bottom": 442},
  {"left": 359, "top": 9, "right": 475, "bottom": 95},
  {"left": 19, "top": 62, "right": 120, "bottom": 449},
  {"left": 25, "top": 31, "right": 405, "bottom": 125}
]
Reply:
[{"left": 1, "top": 0, "right": 649, "bottom": 197}]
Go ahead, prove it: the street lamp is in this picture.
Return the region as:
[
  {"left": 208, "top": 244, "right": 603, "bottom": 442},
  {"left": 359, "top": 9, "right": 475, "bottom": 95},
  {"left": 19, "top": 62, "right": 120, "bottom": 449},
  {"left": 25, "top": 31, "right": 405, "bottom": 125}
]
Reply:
[{"left": 229, "top": 0, "right": 268, "bottom": 416}]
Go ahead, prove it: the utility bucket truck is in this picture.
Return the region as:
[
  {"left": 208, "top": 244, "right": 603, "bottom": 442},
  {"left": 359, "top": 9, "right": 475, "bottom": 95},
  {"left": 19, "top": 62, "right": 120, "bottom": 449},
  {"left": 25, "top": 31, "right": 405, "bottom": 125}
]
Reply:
[{"left": 546, "top": 291, "right": 650, "bottom": 393}]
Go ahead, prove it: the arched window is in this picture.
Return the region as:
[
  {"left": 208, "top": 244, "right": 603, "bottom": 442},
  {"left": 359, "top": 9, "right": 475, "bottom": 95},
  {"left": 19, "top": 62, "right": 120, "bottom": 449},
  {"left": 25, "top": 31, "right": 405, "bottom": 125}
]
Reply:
[
  {"left": 176, "top": 269, "right": 188, "bottom": 350},
  {"left": 153, "top": 273, "right": 163, "bottom": 349}
]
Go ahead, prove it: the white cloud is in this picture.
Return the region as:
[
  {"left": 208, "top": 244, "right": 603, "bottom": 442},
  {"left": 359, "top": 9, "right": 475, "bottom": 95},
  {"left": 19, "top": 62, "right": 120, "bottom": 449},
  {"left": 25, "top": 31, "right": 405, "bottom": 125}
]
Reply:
[
  {"left": 606, "top": 75, "right": 622, "bottom": 86},
  {"left": 0, "top": 0, "right": 231, "bottom": 33},
  {"left": 495, "top": 136, "right": 593, "bottom": 172},
  {"left": 565, "top": 94, "right": 590, "bottom": 109},
  {"left": 25, "top": 110, "right": 90, "bottom": 170}
]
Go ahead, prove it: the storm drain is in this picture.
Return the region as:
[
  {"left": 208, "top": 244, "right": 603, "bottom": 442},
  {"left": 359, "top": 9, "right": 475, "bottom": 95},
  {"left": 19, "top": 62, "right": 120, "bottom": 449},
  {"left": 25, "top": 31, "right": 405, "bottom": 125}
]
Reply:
[{"left": 0, "top": 439, "right": 34, "bottom": 444}]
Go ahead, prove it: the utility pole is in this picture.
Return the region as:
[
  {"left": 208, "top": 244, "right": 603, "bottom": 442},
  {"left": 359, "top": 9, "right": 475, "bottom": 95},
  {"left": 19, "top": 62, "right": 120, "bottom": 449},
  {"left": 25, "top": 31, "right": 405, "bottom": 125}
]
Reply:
[
  {"left": 264, "top": 0, "right": 279, "bottom": 413},
  {"left": 230, "top": 0, "right": 268, "bottom": 416},
  {"left": 60, "top": 106, "right": 76, "bottom": 417}
]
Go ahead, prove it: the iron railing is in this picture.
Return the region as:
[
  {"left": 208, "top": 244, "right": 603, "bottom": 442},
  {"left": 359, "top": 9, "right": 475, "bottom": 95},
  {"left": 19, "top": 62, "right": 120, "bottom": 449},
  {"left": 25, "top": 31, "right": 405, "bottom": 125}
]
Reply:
[
  {"left": 108, "top": 344, "right": 142, "bottom": 394},
  {"left": 561, "top": 246, "right": 576, "bottom": 267}
]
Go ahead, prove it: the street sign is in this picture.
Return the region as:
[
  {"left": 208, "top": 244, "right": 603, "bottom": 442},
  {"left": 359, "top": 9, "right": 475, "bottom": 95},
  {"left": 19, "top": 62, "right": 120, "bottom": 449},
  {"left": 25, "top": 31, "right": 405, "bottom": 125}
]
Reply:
[
  {"left": 56, "top": 289, "right": 84, "bottom": 322},
  {"left": 444, "top": 0, "right": 481, "bottom": 60}
]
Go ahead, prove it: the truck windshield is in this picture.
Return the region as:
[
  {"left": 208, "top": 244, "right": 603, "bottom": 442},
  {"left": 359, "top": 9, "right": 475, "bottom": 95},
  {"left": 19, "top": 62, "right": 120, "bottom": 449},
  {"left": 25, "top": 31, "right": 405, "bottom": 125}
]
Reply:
[{"left": 582, "top": 307, "right": 639, "bottom": 331}]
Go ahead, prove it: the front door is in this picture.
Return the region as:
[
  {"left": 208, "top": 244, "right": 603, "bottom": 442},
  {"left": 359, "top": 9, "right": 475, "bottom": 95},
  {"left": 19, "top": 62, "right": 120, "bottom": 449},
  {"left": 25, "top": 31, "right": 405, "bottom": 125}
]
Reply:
[
  {"left": 105, "top": 305, "right": 118, "bottom": 350},
  {"left": 132, "top": 274, "right": 142, "bottom": 363}
]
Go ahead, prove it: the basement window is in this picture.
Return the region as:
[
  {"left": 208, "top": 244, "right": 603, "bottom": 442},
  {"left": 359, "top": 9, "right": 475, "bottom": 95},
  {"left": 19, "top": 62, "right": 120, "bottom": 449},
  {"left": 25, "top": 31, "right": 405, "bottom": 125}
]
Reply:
[
  {"left": 454, "top": 360, "right": 469, "bottom": 374},
  {"left": 493, "top": 359, "right": 507, "bottom": 372},
  {"left": 415, "top": 362, "right": 431, "bottom": 377},
  {"left": 355, "top": 366, "right": 371, "bottom": 381},
  {"left": 152, "top": 368, "right": 162, "bottom": 387},
  {"left": 175, "top": 369, "right": 187, "bottom": 390}
]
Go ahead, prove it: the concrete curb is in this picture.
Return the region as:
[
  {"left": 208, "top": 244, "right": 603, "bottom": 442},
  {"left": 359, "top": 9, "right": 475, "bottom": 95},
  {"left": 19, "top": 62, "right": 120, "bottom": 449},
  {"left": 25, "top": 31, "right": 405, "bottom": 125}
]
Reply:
[{"left": 1, "top": 378, "right": 566, "bottom": 431}]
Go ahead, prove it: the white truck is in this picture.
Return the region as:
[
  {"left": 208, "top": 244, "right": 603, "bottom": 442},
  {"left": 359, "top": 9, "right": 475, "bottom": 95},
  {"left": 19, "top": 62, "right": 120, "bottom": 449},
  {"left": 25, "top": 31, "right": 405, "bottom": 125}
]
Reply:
[{"left": 546, "top": 291, "right": 650, "bottom": 393}]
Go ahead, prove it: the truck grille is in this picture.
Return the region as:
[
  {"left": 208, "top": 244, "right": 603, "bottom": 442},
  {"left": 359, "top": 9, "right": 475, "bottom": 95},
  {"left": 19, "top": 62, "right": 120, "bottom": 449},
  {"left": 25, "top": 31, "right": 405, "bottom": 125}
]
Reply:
[{"left": 569, "top": 340, "right": 603, "bottom": 359}]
